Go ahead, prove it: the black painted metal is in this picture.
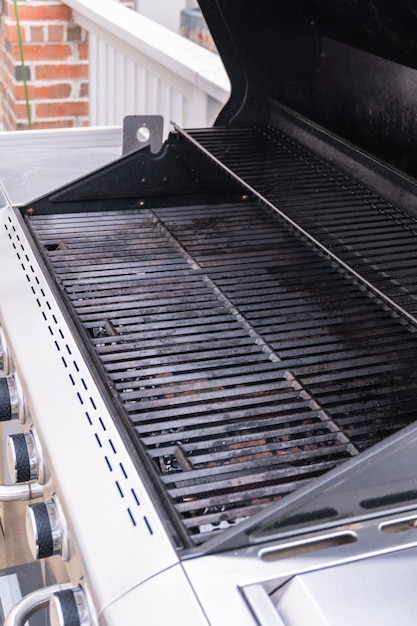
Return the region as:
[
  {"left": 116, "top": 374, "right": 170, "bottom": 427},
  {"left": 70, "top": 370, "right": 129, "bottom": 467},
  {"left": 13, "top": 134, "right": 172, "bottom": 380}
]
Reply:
[
  {"left": 0, "top": 378, "right": 11, "bottom": 422},
  {"left": 9, "top": 434, "right": 31, "bottom": 483},
  {"left": 198, "top": 0, "right": 417, "bottom": 177}
]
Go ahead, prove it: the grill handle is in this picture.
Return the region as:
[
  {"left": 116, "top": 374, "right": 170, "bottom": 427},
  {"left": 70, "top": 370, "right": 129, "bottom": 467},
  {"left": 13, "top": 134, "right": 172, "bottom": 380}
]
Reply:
[
  {"left": 4, "top": 583, "right": 74, "bottom": 626},
  {"left": 0, "top": 483, "right": 42, "bottom": 502}
]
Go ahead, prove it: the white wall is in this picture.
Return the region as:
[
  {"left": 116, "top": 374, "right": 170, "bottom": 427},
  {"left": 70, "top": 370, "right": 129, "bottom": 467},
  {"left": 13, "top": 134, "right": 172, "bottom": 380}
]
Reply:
[{"left": 135, "top": 0, "right": 197, "bottom": 33}]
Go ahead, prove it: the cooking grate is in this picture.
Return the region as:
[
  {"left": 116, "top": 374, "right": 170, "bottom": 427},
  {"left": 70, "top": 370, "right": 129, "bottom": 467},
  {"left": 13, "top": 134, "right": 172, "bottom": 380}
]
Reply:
[
  {"left": 27, "top": 128, "right": 417, "bottom": 545},
  {"left": 182, "top": 125, "right": 417, "bottom": 327}
]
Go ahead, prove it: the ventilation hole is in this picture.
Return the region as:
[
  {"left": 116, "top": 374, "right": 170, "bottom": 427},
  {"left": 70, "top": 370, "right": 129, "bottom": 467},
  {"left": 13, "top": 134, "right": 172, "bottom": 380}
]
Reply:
[
  {"left": 73, "top": 361, "right": 79, "bottom": 372},
  {"left": 42, "top": 312, "right": 47, "bottom": 321},
  {"left": 128, "top": 509, "right": 137, "bottom": 527},
  {"left": 52, "top": 315, "right": 57, "bottom": 324},
  {"left": 105, "top": 457, "right": 113, "bottom": 472},
  {"left": 90, "top": 397, "right": 97, "bottom": 410},
  {"left": 109, "top": 439, "right": 117, "bottom": 454},
  {"left": 81, "top": 379, "right": 88, "bottom": 390},
  {"left": 119, "top": 463, "right": 128, "bottom": 479},
  {"left": 99, "top": 417, "right": 106, "bottom": 431},
  {"left": 40, "top": 289, "right": 45, "bottom": 297},
  {"left": 66, "top": 345, "right": 72, "bottom": 355},
  {"left": 143, "top": 516, "right": 153, "bottom": 535},
  {"left": 131, "top": 489, "right": 140, "bottom": 506},
  {"left": 61, "top": 357, "right": 67, "bottom": 368},
  {"left": 85, "top": 412, "right": 92, "bottom": 426},
  {"left": 46, "top": 301, "right": 51, "bottom": 310},
  {"left": 76, "top": 392, "right": 84, "bottom": 405},
  {"left": 69, "top": 374, "right": 75, "bottom": 386},
  {"left": 54, "top": 341, "right": 60, "bottom": 351},
  {"left": 48, "top": 326, "right": 53, "bottom": 335},
  {"left": 95, "top": 434, "right": 102, "bottom": 448},
  {"left": 35, "top": 277, "right": 40, "bottom": 284},
  {"left": 59, "top": 329, "right": 64, "bottom": 339},
  {"left": 116, "top": 481, "right": 124, "bottom": 498},
  {"left": 36, "top": 299, "right": 41, "bottom": 307}
]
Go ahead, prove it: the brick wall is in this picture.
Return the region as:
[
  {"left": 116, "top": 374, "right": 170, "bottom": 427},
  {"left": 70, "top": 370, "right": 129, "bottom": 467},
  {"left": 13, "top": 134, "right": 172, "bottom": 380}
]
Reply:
[{"left": 0, "top": 0, "right": 89, "bottom": 130}]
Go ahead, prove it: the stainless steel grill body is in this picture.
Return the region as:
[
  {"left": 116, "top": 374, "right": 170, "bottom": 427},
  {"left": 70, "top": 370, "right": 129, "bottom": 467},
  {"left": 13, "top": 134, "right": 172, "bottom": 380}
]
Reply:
[{"left": 4, "top": 0, "right": 417, "bottom": 623}]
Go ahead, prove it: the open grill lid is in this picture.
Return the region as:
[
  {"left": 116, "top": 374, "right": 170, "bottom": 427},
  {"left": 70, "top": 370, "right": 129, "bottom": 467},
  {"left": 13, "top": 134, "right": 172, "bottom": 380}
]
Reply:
[{"left": 198, "top": 0, "right": 417, "bottom": 178}]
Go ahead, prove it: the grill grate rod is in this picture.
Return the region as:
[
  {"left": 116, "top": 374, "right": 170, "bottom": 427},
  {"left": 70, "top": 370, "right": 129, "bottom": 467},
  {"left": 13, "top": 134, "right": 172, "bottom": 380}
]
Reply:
[{"left": 173, "top": 123, "right": 417, "bottom": 330}]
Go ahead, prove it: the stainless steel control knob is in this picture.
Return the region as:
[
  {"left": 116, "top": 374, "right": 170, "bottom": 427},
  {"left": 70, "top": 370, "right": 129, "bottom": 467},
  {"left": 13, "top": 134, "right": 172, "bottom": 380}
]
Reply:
[
  {"left": 7, "top": 431, "right": 46, "bottom": 484},
  {"left": 0, "top": 375, "right": 27, "bottom": 423},
  {"left": 26, "top": 500, "right": 64, "bottom": 560},
  {"left": 0, "top": 377, "right": 16, "bottom": 421},
  {"left": 50, "top": 588, "right": 91, "bottom": 626}
]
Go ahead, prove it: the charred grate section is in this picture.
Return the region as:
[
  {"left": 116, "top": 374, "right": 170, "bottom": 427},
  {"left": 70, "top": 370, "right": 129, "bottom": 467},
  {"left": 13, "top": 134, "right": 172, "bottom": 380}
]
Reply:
[
  {"left": 153, "top": 202, "right": 417, "bottom": 453},
  {"left": 30, "top": 208, "right": 359, "bottom": 543},
  {"left": 29, "top": 200, "right": 417, "bottom": 544}
]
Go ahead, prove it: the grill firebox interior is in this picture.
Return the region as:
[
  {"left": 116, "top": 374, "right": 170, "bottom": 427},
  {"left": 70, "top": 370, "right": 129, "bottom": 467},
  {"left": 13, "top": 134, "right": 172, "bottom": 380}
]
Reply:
[{"left": 26, "top": 125, "right": 417, "bottom": 547}]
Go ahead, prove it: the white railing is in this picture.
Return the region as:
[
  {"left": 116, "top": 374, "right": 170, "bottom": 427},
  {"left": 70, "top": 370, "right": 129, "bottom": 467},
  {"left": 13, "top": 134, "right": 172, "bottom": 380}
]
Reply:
[{"left": 64, "top": 0, "right": 230, "bottom": 136}]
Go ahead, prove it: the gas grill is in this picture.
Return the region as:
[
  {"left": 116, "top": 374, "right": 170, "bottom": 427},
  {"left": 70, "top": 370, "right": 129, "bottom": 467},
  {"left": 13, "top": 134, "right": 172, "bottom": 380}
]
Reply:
[{"left": 3, "top": 1, "right": 417, "bottom": 625}]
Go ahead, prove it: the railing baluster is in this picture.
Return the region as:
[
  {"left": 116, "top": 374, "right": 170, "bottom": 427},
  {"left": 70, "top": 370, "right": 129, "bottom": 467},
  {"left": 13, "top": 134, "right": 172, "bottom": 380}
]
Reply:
[{"left": 64, "top": 0, "right": 230, "bottom": 132}]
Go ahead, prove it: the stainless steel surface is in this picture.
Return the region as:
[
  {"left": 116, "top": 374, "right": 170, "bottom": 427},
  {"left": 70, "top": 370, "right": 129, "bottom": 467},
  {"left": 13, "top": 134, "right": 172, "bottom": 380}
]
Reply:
[
  {"left": 0, "top": 127, "right": 122, "bottom": 206},
  {"left": 274, "top": 550, "right": 417, "bottom": 625},
  {"left": 3, "top": 3, "right": 417, "bottom": 623},
  {"left": 122, "top": 115, "right": 164, "bottom": 155},
  {"left": 0, "top": 328, "right": 13, "bottom": 376},
  {"left": 0, "top": 575, "right": 22, "bottom": 621},
  {"left": 0, "top": 483, "right": 42, "bottom": 503},
  {"left": 183, "top": 510, "right": 417, "bottom": 626},
  {"left": 242, "top": 586, "right": 287, "bottom": 626}
]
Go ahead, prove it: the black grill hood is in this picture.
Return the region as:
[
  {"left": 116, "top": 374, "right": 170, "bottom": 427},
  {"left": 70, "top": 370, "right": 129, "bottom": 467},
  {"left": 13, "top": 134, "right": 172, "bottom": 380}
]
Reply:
[{"left": 198, "top": 0, "right": 417, "bottom": 178}]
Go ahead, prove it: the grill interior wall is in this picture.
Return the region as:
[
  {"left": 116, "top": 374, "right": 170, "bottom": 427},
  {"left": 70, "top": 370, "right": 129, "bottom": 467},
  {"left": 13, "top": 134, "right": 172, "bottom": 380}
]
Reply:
[{"left": 27, "top": 127, "right": 417, "bottom": 545}]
